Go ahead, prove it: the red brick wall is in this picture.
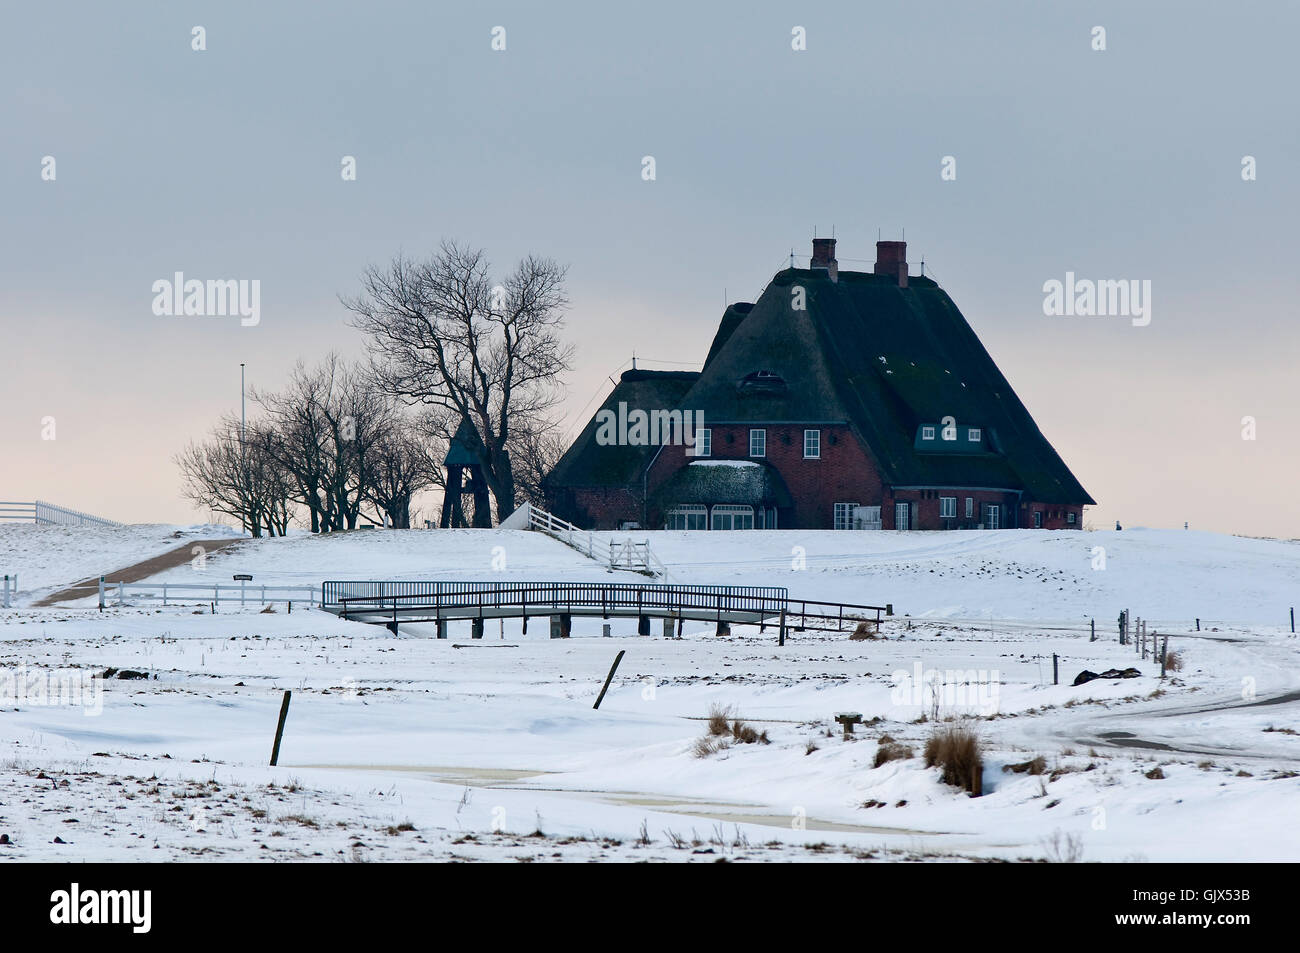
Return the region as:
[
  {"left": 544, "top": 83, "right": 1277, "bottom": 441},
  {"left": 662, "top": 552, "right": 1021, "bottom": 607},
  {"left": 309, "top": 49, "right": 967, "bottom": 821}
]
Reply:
[{"left": 645, "top": 424, "right": 885, "bottom": 529}]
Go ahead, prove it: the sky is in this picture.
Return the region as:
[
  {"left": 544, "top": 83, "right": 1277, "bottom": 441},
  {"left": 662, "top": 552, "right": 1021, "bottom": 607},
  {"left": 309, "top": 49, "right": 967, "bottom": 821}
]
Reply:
[{"left": 2, "top": 1, "right": 1297, "bottom": 537}]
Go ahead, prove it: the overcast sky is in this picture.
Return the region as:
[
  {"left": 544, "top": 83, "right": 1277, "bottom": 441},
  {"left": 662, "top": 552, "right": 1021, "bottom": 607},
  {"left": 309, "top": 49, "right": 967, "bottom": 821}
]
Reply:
[{"left": 3, "top": 1, "right": 1297, "bottom": 537}]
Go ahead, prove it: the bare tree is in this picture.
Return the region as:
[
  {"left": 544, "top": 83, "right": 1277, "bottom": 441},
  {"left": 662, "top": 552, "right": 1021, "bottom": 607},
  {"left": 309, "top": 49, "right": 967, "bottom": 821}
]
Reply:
[
  {"left": 343, "top": 241, "right": 573, "bottom": 524},
  {"left": 363, "top": 424, "right": 440, "bottom": 529},
  {"left": 175, "top": 416, "right": 292, "bottom": 537},
  {"left": 255, "top": 355, "right": 397, "bottom": 532}
]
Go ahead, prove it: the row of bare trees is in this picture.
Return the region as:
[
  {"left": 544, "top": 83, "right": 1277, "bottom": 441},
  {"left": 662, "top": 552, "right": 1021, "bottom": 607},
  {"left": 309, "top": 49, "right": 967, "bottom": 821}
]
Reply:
[
  {"left": 177, "top": 241, "right": 572, "bottom": 534},
  {"left": 177, "top": 356, "right": 442, "bottom": 536}
]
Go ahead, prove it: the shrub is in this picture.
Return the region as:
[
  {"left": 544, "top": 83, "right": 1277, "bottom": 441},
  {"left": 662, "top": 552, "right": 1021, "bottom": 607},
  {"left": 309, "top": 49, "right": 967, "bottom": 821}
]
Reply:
[
  {"left": 850, "top": 620, "right": 879, "bottom": 640},
  {"left": 1164, "top": 650, "right": 1183, "bottom": 672},
  {"left": 924, "top": 725, "right": 983, "bottom": 795}
]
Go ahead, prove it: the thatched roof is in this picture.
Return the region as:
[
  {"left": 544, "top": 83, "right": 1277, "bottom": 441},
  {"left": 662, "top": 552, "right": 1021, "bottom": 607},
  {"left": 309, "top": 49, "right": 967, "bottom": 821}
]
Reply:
[
  {"left": 545, "top": 369, "right": 699, "bottom": 488},
  {"left": 652, "top": 460, "right": 793, "bottom": 509}
]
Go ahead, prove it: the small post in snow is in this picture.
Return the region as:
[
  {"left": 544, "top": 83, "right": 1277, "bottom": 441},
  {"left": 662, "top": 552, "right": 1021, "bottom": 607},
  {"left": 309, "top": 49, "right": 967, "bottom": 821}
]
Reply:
[
  {"left": 1090, "top": 618, "right": 1095, "bottom": 642},
  {"left": 593, "top": 650, "right": 626, "bottom": 710},
  {"left": 270, "top": 690, "right": 293, "bottom": 766},
  {"left": 778, "top": 607, "right": 787, "bottom": 647},
  {"left": 1052, "top": 654, "right": 1058, "bottom": 686}
]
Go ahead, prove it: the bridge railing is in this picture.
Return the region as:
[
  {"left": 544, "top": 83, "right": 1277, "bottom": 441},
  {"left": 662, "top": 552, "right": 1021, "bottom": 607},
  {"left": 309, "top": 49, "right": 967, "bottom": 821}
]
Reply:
[{"left": 322, "top": 579, "right": 891, "bottom": 632}]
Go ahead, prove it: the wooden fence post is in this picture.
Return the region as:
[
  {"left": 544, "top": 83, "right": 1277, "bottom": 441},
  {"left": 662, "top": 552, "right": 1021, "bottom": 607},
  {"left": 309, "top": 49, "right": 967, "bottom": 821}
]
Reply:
[
  {"left": 593, "top": 651, "right": 626, "bottom": 710},
  {"left": 1052, "top": 653, "right": 1059, "bottom": 685},
  {"left": 269, "top": 691, "right": 292, "bottom": 766}
]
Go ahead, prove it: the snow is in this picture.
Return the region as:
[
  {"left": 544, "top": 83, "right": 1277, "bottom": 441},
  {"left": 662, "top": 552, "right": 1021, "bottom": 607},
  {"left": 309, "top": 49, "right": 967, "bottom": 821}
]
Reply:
[{"left": 1, "top": 524, "right": 1297, "bottom": 862}]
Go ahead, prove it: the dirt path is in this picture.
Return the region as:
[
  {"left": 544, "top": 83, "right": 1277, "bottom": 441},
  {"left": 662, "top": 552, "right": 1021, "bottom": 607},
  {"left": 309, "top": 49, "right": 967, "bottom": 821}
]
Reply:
[{"left": 34, "top": 538, "right": 244, "bottom": 606}]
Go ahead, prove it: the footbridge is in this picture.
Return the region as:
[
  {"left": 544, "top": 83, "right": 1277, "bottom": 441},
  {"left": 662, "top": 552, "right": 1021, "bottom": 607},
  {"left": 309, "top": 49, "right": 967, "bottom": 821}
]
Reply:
[{"left": 321, "top": 580, "right": 892, "bottom": 640}]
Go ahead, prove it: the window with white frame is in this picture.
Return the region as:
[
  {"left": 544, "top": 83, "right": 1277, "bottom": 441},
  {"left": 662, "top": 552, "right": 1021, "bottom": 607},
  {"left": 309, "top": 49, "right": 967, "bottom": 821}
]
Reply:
[
  {"left": 803, "top": 429, "right": 820, "bottom": 459},
  {"left": 1033, "top": 511, "right": 1043, "bottom": 528},
  {"left": 940, "top": 496, "right": 956, "bottom": 518},
  {"left": 694, "top": 428, "right": 711, "bottom": 457},
  {"left": 666, "top": 505, "right": 707, "bottom": 531},
  {"left": 965, "top": 497, "right": 974, "bottom": 518},
  {"left": 968, "top": 427, "right": 982, "bottom": 442},
  {"left": 749, "top": 429, "right": 766, "bottom": 457},
  {"left": 710, "top": 504, "right": 754, "bottom": 530},
  {"left": 1067, "top": 511, "right": 1076, "bottom": 524},
  {"left": 921, "top": 425, "right": 935, "bottom": 440},
  {"left": 833, "top": 502, "right": 858, "bottom": 530}
]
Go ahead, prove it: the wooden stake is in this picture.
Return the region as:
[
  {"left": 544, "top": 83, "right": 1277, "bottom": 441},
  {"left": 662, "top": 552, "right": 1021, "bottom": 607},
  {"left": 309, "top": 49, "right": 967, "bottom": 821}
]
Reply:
[
  {"left": 269, "top": 690, "right": 292, "bottom": 766},
  {"left": 593, "top": 651, "right": 626, "bottom": 710}
]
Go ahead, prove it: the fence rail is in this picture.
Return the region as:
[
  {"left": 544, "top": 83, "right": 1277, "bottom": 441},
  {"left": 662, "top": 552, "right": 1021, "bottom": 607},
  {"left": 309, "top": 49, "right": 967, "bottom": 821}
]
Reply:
[
  {"left": 99, "top": 579, "right": 319, "bottom": 608},
  {"left": 0, "top": 500, "right": 121, "bottom": 528}
]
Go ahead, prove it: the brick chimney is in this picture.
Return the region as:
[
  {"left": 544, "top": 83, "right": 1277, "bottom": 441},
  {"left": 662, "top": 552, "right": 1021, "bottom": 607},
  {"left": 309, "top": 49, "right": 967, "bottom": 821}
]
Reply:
[
  {"left": 810, "top": 238, "right": 838, "bottom": 282},
  {"left": 874, "top": 240, "right": 908, "bottom": 287}
]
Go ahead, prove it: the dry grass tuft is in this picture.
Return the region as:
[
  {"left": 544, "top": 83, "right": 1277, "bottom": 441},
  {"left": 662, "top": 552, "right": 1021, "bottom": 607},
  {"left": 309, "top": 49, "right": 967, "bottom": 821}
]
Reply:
[
  {"left": 1163, "top": 650, "right": 1184, "bottom": 672},
  {"left": 706, "top": 704, "right": 733, "bottom": 737},
  {"left": 850, "top": 620, "right": 880, "bottom": 640},
  {"left": 873, "top": 742, "right": 914, "bottom": 768},
  {"left": 924, "top": 724, "right": 983, "bottom": 795}
]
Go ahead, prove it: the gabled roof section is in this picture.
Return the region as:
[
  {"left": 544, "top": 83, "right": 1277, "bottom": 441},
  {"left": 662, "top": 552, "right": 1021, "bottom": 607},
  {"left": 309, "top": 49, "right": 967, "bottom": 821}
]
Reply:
[{"left": 546, "top": 368, "right": 699, "bottom": 488}]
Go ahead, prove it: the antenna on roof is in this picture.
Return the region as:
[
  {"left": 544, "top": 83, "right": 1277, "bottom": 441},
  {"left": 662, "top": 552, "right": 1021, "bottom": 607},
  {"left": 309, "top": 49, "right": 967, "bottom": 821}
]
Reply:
[
  {"left": 877, "top": 227, "right": 881, "bottom": 241},
  {"left": 832, "top": 224, "right": 836, "bottom": 238},
  {"left": 789, "top": 247, "right": 795, "bottom": 267},
  {"left": 632, "top": 351, "right": 636, "bottom": 371}
]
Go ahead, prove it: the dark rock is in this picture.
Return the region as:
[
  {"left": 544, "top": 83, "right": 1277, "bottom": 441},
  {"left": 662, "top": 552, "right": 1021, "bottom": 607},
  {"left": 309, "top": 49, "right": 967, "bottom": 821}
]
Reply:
[{"left": 1073, "top": 667, "right": 1142, "bottom": 686}]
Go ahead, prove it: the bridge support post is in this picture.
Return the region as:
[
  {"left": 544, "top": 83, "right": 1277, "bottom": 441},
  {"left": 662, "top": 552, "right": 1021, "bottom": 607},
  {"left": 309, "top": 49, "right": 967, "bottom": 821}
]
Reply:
[
  {"left": 715, "top": 620, "right": 731, "bottom": 637},
  {"left": 638, "top": 615, "right": 650, "bottom": 636},
  {"left": 472, "top": 618, "right": 484, "bottom": 639},
  {"left": 550, "top": 614, "right": 571, "bottom": 639},
  {"left": 436, "top": 619, "right": 448, "bottom": 639}
]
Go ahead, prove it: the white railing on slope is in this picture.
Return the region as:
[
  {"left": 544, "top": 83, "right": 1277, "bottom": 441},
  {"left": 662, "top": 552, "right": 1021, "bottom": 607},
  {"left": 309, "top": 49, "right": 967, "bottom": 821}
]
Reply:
[
  {"left": 505, "top": 503, "right": 669, "bottom": 578},
  {"left": 0, "top": 500, "right": 122, "bottom": 528},
  {"left": 98, "top": 578, "right": 319, "bottom": 608}
]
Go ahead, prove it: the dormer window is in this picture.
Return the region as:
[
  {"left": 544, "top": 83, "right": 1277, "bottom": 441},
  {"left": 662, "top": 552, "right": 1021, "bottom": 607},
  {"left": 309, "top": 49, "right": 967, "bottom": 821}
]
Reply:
[
  {"left": 736, "top": 370, "right": 787, "bottom": 396},
  {"left": 921, "top": 426, "right": 935, "bottom": 440},
  {"left": 968, "top": 428, "right": 982, "bottom": 442}
]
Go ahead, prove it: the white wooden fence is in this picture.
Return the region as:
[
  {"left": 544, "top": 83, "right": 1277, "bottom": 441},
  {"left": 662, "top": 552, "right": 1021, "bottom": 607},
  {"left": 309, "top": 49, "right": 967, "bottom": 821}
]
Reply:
[
  {"left": 98, "top": 578, "right": 319, "bottom": 608},
  {"left": 0, "top": 500, "right": 121, "bottom": 528}
]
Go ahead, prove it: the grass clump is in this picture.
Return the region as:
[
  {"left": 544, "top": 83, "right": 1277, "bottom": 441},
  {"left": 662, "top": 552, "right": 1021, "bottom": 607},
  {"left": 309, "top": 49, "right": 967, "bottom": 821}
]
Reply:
[
  {"left": 923, "top": 724, "right": 983, "bottom": 795},
  {"left": 873, "top": 742, "right": 914, "bottom": 768}
]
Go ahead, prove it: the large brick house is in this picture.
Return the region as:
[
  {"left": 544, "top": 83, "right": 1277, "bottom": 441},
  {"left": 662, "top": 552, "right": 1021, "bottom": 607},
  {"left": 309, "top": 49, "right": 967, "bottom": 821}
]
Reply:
[{"left": 545, "top": 238, "right": 1093, "bottom": 531}]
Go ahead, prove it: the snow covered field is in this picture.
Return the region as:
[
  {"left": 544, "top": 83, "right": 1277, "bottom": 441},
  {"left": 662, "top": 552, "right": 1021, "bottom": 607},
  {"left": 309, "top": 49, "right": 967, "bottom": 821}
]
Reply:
[{"left": 1, "top": 523, "right": 1297, "bottom": 862}]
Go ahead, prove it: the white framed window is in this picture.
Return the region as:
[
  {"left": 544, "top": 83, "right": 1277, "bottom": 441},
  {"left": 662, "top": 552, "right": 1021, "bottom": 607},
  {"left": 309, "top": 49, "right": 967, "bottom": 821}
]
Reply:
[
  {"left": 965, "top": 497, "right": 974, "bottom": 518},
  {"left": 803, "top": 429, "right": 820, "bottom": 459},
  {"left": 1067, "top": 511, "right": 1076, "bottom": 525},
  {"left": 940, "top": 496, "right": 956, "bottom": 518},
  {"left": 694, "top": 428, "right": 712, "bottom": 457},
  {"left": 833, "top": 502, "right": 859, "bottom": 530},
  {"left": 749, "top": 429, "right": 766, "bottom": 457},
  {"left": 1033, "top": 511, "right": 1043, "bottom": 528},
  {"left": 982, "top": 503, "right": 1000, "bottom": 529},
  {"left": 921, "top": 426, "right": 935, "bottom": 440},
  {"left": 666, "top": 505, "right": 707, "bottom": 531},
  {"left": 710, "top": 504, "right": 754, "bottom": 531},
  {"left": 968, "top": 428, "right": 982, "bottom": 442}
]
